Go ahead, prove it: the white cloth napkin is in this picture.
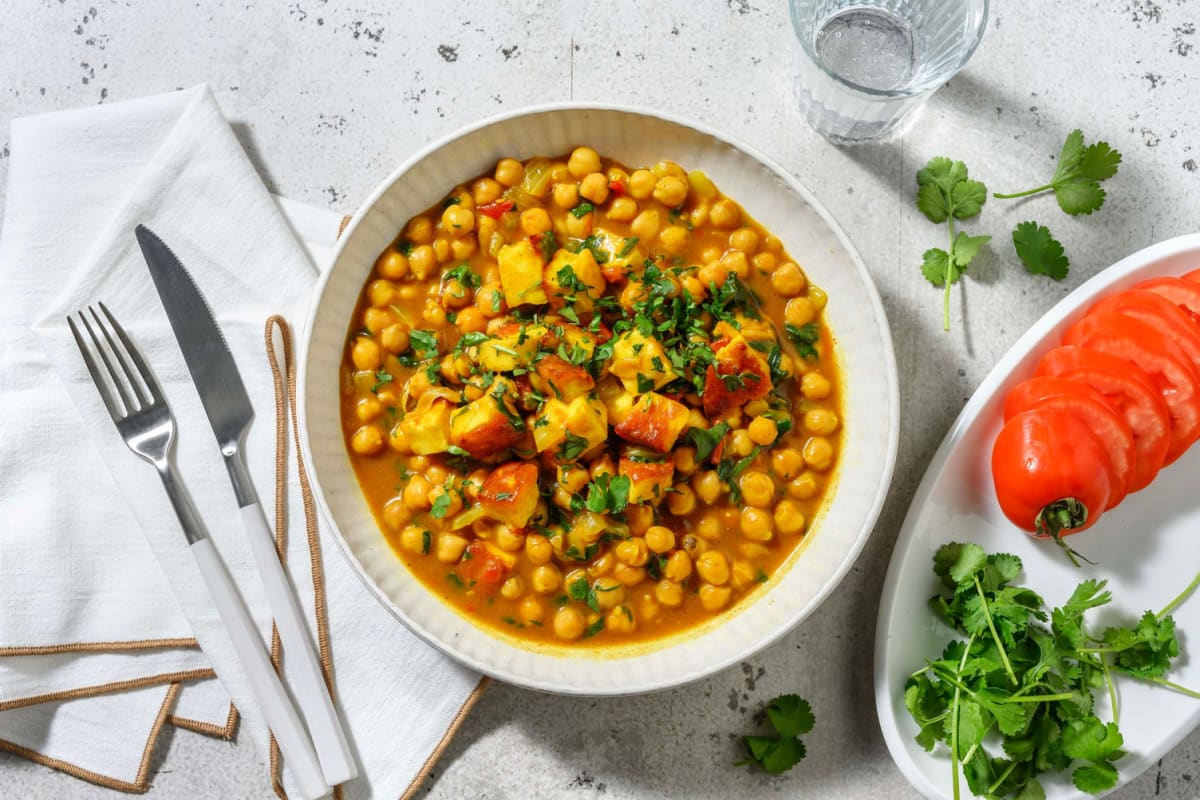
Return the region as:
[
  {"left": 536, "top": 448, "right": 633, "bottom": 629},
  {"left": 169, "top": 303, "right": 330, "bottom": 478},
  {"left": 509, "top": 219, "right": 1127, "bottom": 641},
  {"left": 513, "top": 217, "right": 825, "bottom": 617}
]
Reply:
[{"left": 2, "top": 85, "right": 482, "bottom": 797}]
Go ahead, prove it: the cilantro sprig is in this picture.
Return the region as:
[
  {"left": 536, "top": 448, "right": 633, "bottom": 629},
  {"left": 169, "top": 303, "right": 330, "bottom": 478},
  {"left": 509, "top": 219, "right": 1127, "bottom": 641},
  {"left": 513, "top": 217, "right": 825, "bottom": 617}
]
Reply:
[
  {"left": 908, "top": 543, "right": 1199, "bottom": 800},
  {"left": 738, "top": 694, "right": 815, "bottom": 775},
  {"left": 993, "top": 129, "right": 1122, "bottom": 216},
  {"left": 916, "top": 157, "right": 991, "bottom": 332}
]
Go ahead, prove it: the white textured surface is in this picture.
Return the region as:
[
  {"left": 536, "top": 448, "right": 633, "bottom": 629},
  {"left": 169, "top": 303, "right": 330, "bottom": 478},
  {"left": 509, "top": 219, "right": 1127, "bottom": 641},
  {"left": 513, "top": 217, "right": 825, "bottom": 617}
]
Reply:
[{"left": 1, "top": 1, "right": 1198, "bottom": 798}]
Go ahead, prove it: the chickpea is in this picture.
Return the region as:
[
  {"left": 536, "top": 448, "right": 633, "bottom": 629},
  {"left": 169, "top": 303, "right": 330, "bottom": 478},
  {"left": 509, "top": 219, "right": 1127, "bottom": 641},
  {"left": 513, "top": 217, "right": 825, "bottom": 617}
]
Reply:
[
  {"left": 655, "top": 579, "right": 684, "bottom": 608},
  {"left": 377, "top": 250, "right": 410, "bottom": 281},
  {"left": 425, "top": 464, "right": 450, "bottom": 486},
  {"left": 441, "top": 205, "right": 475, "bottom": 235},
  {"left": 553, "top": 606, "right": 585, "bottom": 641},
  {"left": 809, "top": 286, "right": 828, "bottom": 310},
  {"left": 774, "top": 500, "right": 807, "bottom": 535},
  {"left": 615, "top": 537, "right": 650, "bottom": 568},
  {"left": 567, "top": 146, "right": 602, "bottom": 179},
  {"left": 398, "top": 525, "right": 426, "bottom": 555},
  {"left": 607, "top": 196, "right": 638, "bottom": 222},
  {"left": 552, "top": 486, "right": 574, "bottom": 510},
  {"left": 644, "top": 525, "right": 675, "bottom": 554},
  {"left": 739, "top": 471, "right": 776, "bottom": 509},
  {"left": 402, "top": 475, "right": 433, "bottom": 511},
  {"left": 801, "top": 372, "right": 832, "bottom": 400},
  {"left": 499, "top": 576, "right": 525, "bottom": 601},
  {"left": 720, "top": 250, "right": 750, "bottom": 279},
  {"left": 740, "top": 543, "right": 769, "bottom": 560},
  {"left": 408, "top": 244, "right": 437, "bottom": 280},
  {"left": 519, "top": 597, "right": 545, "bottom": 624},
  {"left": 696, "top": 260, "right": 730, "bottom": 289},
  {"left": 407, "top": 454, "right": 430, "bottom": 472},
  {"left": 531, "top": 564, "right": 562, "bottom": 594},
  {"left": 552, "top": 181, "right": 580, "bottom": 209},
  {"left": 350, "top": 425, "right": 384, "bottom": 455},
  {"left": 405, "top": 216, "right": 434, "bottom": 244},
  {"left": 494, "top": 158, "right": 524, "bottom": 187},
  {"left": 619, "top": 281, "right": 649, "bottom": 312},
  {"left": 435, "top": 533, "right": 468, "bottom": 563},
  {"left": 729, "top": 227, "right": 760, "bottom": 254},
  {"left": 652, "top": 175, "right": 689, "bottom": 207},
  {"left": 362, "top": 307, "right": 393, "bottom": 335},
  {"left": 664, "top": 551, "right": 693, "bottom": 582},
  {"left": 387, "top": 425, "right": 411, "bottom": 454},
  {"left": 519, "top": 207, "right": 552, "bottom": 236},
  {"left": 730, "top": 428, "right": 755, "bottom": 457},
  {"left": 639, "top": 594, "right": 661, "bottom": 622},
  {"left": 695, "top": 514, "right": 722, "bottom": 542},
  {"left": 627, "top": 168, "right": 657, "bottom": 199},
  {"left": 771, "top": 262, "right": 807, "bottom": 297},
  {"left": 682, "top": 275, "right": 706, "bottom": 300},
  {"left": 433, "top": 237, "right": 452, "bottom": 263},
  {"left": 625, "top": 504, "right": 654, "bottom": 536},
  {"left": 398, "top": 285, "right": 420, "bottom": 301},
  {"left": 629, "top": 209, "right": 661, "bottom": 240},
  {"left": 695, "top": 550, "right": 731, "bottom": 586},
  {"left": 525, "top": 533, "right": 553, "bottom": 565},
  {"left": 805, "top": 409, "right": 841, "bottom": 436},
  {"left": 770, "top": 448, "right": 804, "bottom": 481},
  {"left": 612, "top": 563, "right": 647, "bottom": 586},
  {"left": 692, "top": 470, "right": 723, "bottom": 505},
  {"left": 785, "top": 296, "right": 816, "bottom": 328},
  {"left": 606, "top": 605, "right": 636, "bottom": 634},
  {"left": 699, "top": 584, "right": 733, "bottom": 612},
  {"left": 450, "top": 237, "right": 477, "bottom": 261},
  {"left": 667, "top": 485, "right": 697, "bottom": 516},
  {"left": 752, "top": 252, "right": 778, "bottom": 275},
  {"left": 589, "top": 454, "right": 616, "bottom": 481},
  {"left": 469, "top": 177, "right": 502, "bottom": 205},
  {"left": 455, "top": 306, "right": 487, "bottom": 334},
  {"left": 355, "top": 397, "right": 382, "bottom": 423},
  {"left": 579, "top": 172, "right": 610, "bottom": 205},
  {"left": 350, "top": 337, "right": 381, "bottom": 371},
  {"left": 588, "top": 552, "right": 615, "bottom": 578},
  {"left": 495, "top": 524, "right": 525, "bottom": 552},
  {"left": 558, "top": 463, "right": 589, "bottom": 493},
  {"left": 593, "top": 577, "right": 626, "bottom": 610},
  {"left": 469, "top": 284, "right": 501, "bottom": 319},
  {"left": 440, "top": 279, "right": 473, "bottom": 311},
  {"left": 659, "top": 224, "right": 690, "bottom": 255},
  {"left": 383, "top": 498, "right": 413, "bottom": 531},
  {"left": 740, "top": 507, "right": 774, "bottom": 542},
  {"left": 375, "top": 324, "right": 407, "bottom": 355},
  {"left": 747, "top": 416, "right": 779, "bottom": 446},
  {"left": 565, "top": 210, "right": 593, "bottom": 238}
]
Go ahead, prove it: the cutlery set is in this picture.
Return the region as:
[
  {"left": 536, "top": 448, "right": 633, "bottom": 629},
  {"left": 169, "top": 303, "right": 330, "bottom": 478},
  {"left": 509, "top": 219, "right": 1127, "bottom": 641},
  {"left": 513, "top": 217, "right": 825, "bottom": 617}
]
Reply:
[{"left": 68, "top": 226, "right": 356, "bottom": 800}]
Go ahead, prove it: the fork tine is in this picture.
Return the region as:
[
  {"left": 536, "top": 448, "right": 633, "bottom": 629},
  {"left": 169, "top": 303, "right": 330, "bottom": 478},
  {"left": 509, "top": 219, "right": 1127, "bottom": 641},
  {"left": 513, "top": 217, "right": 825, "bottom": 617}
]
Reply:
[
  {"left": 87, "top": 305, "right": 151, "bottom": 411},
  {"left": 98, "top": 302, "right": 164, "bottom": 405},
  {"left": 69, "top": 314, "right": 125, "bottom": 422},
  {"left": 79, "top": 309, "right": 138, "bottom": 416}
]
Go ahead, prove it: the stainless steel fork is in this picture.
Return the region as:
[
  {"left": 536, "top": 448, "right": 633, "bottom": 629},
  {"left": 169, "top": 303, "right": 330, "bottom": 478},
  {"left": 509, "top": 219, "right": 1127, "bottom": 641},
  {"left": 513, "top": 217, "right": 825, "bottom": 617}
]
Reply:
[{"left": 69, "top": 303, "right": 331, "bottom": 800}]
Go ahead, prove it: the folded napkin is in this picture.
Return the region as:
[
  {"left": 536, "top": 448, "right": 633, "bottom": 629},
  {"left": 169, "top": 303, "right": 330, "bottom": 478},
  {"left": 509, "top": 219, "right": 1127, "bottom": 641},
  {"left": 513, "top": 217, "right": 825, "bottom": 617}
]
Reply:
[{"left": 1, "top": 85, "right": 483, "bottom": 797}]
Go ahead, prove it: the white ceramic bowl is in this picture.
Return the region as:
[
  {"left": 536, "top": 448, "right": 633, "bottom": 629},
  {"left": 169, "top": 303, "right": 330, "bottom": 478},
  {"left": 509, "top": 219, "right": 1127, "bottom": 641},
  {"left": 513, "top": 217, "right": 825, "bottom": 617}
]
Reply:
[{"left": 299, "top": 104, "right": 899, "bottom": 695}]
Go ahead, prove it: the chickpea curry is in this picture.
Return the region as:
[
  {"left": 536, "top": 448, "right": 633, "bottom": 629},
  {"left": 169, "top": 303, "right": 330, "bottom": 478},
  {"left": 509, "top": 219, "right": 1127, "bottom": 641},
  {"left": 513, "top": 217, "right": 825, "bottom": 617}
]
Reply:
[{"left": 340, "top": 147, "right": 842, "bottom": 646}]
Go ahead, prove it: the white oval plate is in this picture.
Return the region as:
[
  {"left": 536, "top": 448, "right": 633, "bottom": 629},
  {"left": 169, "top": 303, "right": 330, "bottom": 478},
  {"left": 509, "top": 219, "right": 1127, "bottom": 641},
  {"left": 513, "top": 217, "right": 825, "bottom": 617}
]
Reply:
[
  {"left": 875, "top": 233, "right": 1200, "bottom": 798},
  {"left": 300, "top": 103, "right": 899, "bottom": 695}
]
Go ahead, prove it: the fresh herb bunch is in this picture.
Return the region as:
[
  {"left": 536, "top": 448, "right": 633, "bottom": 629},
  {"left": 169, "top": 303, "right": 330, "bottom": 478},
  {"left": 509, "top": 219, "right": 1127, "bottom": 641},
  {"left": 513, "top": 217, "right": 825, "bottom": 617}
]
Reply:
[
  {"left": 915, "top": 157, "right": 991, "bottom": 332},
  {"left": 738, "top": 694, "right": 815, "bottom": 774},
  {"left": 906, "top": 543, "right": 1197, "bottom": 800}
]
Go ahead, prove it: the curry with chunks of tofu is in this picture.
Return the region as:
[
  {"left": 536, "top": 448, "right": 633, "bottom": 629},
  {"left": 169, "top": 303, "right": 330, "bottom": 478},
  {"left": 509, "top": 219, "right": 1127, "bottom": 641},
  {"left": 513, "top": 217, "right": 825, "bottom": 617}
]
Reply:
[{"left": 340, "top": 147, "right": 842, "bottom": 646}]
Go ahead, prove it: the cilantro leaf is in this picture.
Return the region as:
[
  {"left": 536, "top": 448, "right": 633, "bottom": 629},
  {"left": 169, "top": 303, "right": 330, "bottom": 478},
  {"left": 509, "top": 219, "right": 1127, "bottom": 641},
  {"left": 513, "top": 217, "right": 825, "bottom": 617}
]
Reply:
[
  {"left": 1061, "top": 717, "right": 1123, "bottom": 763},
  {"left": 784, "top": 322, "right": 820, "bottom": 360},
  {"left": 759, "top": 736, "right": 806, "bottom": 774},
  {"left": 429, "top": 491, "right": 451, "bottom": 519},
  {"left": 766, "top": 694, "right": 815, "bottom": 738},
  {"left": 1012, "top": 221, "right": 1070, "bottom": 280},
  {"left": 915, "top": 156, "right": 987, "bottom": 222},
  {"left": 933, "top": 542, "right": 988, "bottom": 586},
  {"left": 1073, "top": 762, "right": 1119, "bottom": 793},
  {"left": 920, "top": 248, "right": 952, "bottom": 287},
  {"left": 687, "top": 421, "right": 730, "bottom": 463},
  {"left": 951, "top": 232, "right": 991, "bottom": 267}
]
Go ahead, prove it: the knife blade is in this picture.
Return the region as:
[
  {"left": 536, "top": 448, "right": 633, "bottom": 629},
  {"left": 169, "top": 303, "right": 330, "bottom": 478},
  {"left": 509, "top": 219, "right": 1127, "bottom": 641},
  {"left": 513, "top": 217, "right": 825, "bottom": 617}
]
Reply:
[{"left": 135, "top": 224, "right": 357, "bottom": 787}]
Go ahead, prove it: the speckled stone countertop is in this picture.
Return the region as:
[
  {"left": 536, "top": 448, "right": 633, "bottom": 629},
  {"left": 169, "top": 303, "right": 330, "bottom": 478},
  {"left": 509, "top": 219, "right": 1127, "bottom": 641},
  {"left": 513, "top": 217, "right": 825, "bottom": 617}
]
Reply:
[{"left": 2, "top": 1, "right": 1199, "bottom": 798}]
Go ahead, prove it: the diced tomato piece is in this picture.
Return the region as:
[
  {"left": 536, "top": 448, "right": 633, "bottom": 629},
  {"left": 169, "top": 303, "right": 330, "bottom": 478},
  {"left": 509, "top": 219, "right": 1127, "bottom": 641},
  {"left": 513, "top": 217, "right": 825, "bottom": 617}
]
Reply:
[
  {"left": 1134, "top": 277, "right": 1200, "bottom": 324},
  {"left": 476, "top": 199, "right": 515, "bottom": 219},
  {"left": 477, "top": 462, "right": 541, "bottom": 527},
  {"left": 1090, "top": 289, "right": 1200, "bottom": 375},
  {"left": 608, "top": 179, "right": 627, "bottom": 195},
  {"left": 1062, "top": 311, "right": 1200, "bottom": 464},
  {"left": 701, "top": 335, "right": 772, "bottom": 417},
  {"left": 1036, "top": 346, "right": 1170, "bottom": 492},
  {"left": 456, "top": 542, "right": 511, "bottom": 591},
  {"left": 1003, "top": 377, "right": 1134, "bottom": 507}
]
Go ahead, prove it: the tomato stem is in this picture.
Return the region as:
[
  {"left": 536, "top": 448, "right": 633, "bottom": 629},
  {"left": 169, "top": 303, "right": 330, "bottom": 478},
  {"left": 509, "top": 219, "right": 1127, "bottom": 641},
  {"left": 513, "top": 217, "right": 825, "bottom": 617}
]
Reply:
[{"left": 1034, "top": 498, "right": 1097, "bottom": 568}]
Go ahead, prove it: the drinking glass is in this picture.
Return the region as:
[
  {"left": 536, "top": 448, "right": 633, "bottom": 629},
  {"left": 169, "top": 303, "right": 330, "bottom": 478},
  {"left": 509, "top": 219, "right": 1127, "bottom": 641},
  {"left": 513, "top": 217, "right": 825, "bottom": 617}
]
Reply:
[{"left": 789, "top": 0, "right": 989, "bottom": 144}]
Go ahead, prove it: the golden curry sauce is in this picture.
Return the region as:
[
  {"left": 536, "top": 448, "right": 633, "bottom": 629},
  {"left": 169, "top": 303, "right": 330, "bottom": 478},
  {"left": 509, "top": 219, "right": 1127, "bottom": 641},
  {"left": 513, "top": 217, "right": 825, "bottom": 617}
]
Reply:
[{"left": 339, "top": 148, "right": 842, "bottom": 646}]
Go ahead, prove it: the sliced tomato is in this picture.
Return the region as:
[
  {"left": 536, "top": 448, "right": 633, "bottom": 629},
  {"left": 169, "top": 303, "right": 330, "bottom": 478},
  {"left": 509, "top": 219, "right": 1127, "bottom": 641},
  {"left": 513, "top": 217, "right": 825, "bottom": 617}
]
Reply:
[
  {"left": 1089, "top": 289, "right": 1200, "bottom": 376},
  {"left": 1062, "top": 311, "right": 1200, "bottom": 463},
  {"left": 1184, "top": 269, "right": 1200, "bottom": 285},
  {"left": 1035, "top": 345, "right": 1170, "bottom": 492},
  {"left": 1134, "top": 277, "right": 1200, "bottom": 324},
  {"left": 992, "top": 406, "right": 1113, "bottom": 542},
  {"left": 1003, "top": 376, "right": 1134, "bottom": 508}
]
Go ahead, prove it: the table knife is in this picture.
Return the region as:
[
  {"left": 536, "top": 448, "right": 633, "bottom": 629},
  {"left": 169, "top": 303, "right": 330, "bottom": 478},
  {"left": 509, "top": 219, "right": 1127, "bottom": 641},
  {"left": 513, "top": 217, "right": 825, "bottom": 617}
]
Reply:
[{"left": 135, "top": 224, "right": 357, "bottom": 787}]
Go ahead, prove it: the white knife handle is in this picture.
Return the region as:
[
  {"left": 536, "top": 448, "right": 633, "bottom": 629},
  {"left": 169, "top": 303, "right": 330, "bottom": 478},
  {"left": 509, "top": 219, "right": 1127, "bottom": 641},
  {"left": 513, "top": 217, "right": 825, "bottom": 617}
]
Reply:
[
  {"left": 190, "top": 537, "right": 331, "bottom": 800},
  {"left": 241, "top": 503, "right": 358, "bottom": 785}
]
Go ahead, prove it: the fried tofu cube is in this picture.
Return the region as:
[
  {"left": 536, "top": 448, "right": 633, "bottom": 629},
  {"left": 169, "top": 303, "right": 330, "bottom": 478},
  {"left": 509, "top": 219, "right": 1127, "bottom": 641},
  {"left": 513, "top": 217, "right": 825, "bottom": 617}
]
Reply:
[
  {"left": 449, "top": 394, "right": 524, "bottom": 459},
  {"left": 702, "top": 333, "right": 772, "bottom": 417},
  {"left": 619, "top": 455, "right": 675, "bottom": 505},
  {"left": 533, "top": 354, "right": 595, "bottom": 402},
  {"left": 561, "top": 395, "right": 608, "bottom": 459},
  {"left": 398, "top": 397, "right": 453, "bottom": 455},
  {"left": 498, "top": 239, "right": 547, "bottom": 307},
  {"left": 608, "top": 330, "right": 677, "bottom": 393},
  {"left": 475, "top": 323, "right": 545, "bottom": 372},
  {"left": 477, "top": 462, "right": 541, "bottom": 527},
  {"left": 596, "top": 377, "right": 636, "bottom": 425},
  {"left": 543, "top": 247, "right": 606, "bottom": 310},
  {"left": 532, "top": 399, "right": 570, "bottom": 453},
  {"left": 599, "top": 240, "right": 646, "bottom": 284},
  {"left": 613, "top": 392, "right": 690, "bottom": 453}
]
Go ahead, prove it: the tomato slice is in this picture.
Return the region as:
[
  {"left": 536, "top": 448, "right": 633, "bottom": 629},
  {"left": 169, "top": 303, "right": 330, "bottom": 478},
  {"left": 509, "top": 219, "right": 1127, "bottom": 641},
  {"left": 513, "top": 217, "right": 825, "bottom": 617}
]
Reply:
[
  {"left": 1089, "top": 289, "right": 1200, "bottom": 376},
  {"left": 1134, "top": 277, "right": 1200, "bottom": 324},
  {"left": 1003, "top": 376, "right": 1133, "bottom": 508},
  {"left": 1062, "top": 311, "right": 1200, "bottom": 464},
  {"left": 1184, "top": 269, "right": 1200, "bottom": 285},
  {"left": 992, "top": 406, "right": 1113, "bottom": 541},
  {"left": 1035, "top": 345, "right": 1170, "bottom": 492}
]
